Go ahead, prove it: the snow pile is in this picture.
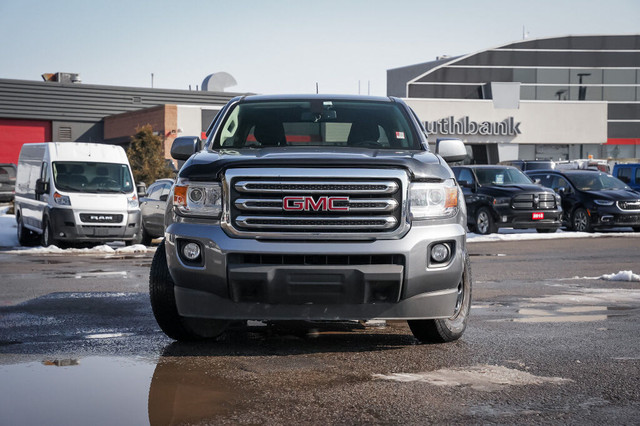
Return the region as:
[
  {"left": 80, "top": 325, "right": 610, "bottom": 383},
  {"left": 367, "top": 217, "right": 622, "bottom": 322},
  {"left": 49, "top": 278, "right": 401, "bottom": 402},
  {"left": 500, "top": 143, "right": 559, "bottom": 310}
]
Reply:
[{"left": 600, "top": 271, "right": 640, "bottom": 282}]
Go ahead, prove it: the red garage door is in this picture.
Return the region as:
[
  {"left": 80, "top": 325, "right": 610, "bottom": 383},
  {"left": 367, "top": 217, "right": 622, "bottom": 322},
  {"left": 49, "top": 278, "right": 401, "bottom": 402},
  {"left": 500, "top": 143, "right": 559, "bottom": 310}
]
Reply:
[{"left": 0, "top": 119, "right": 52, "bottom": 164}]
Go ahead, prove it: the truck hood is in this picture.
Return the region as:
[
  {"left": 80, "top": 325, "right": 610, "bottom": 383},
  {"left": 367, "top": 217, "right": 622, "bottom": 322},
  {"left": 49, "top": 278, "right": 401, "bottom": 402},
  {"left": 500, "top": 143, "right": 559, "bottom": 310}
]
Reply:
[
  {"left": 178, "top": 148, "right": 453, "bottom": 181},
  {"left": 478, "top": 184, "right": 554, "bottom": 196}
]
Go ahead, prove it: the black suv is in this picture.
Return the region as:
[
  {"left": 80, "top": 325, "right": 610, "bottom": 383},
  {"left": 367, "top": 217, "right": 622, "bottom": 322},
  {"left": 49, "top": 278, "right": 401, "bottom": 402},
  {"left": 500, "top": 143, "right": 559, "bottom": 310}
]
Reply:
[
  {"left": 452, "top": 165, "right": 562, "bottom": 234},
  {"left": 527, "top": 169, "right": 640, "bottom": 232}
]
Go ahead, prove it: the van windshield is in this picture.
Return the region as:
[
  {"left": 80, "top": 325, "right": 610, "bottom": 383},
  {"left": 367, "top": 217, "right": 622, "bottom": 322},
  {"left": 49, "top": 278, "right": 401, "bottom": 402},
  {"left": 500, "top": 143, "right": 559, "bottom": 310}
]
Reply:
[{"left": 53, "top": 162, "right": 134, "bottom": 193}]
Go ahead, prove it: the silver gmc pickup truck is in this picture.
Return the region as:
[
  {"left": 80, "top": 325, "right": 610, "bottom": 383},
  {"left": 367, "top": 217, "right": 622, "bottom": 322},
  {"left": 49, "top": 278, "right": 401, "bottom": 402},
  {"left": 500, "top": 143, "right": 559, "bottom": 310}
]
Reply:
[{"left": 149, "top": 94, "right": 472, "bottom": 343}]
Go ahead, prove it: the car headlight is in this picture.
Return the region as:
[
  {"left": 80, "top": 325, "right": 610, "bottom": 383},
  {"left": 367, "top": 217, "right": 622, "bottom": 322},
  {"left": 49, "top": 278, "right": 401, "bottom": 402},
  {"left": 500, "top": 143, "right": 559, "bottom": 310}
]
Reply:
[
  {"left": 409, "top": 179, "right": 458, "bottom": 219},
  {"left": 173, "top": 179, "right": 222, "bottom": 217},
  {"left": 594, "top": 199, "right": 614, "bottom": 206},
  {"left": 493, "top": 197, "right": 511, "bottom": 205}
]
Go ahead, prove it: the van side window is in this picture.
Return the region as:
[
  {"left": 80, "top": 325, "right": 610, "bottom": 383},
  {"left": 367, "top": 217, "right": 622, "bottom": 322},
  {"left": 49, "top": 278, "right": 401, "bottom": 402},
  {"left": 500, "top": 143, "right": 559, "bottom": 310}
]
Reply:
[
  {"left": 635, "top": 168, "right": 640, "bottom": 182},
  {"left": 616, "top": 167, "right": 631, "bottom": 184},
  {"left": 40, "top": 162, "right": 49, "bottom": 183}
]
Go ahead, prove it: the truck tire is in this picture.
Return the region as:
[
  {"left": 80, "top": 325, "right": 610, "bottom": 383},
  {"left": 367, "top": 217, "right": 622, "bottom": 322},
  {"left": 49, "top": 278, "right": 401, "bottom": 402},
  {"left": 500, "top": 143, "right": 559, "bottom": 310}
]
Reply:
[
  {"left": 572, "top": 207, "right": 592, "bottom": 232},
  {"left": 149, "top": 241, "right": 228, "bottom": 341},
  {"left": 41, "top": 218, "right": 58, "bottom": 247},
  {"left": 17, "top": 216, "right": 38, "bottom": 246},
  {"left": 408, "top": 253, "right": 472, "bottom": 343},
  {"left": 475, "top": 207, "right": 497, "bottom": 235}
]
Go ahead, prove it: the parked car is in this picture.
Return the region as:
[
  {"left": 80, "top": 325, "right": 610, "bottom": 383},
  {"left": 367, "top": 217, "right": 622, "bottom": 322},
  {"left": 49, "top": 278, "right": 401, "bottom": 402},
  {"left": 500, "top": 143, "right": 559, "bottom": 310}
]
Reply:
[
  {"left": 527, "top": 169, "right": 640, "bottom": 232},
  {"left": 498, "top": 159, "right": 555, "bottom": 171},
  {"left": 452, "top": 165, "right": 562, "bottom": 234},
  {"left": 612, "top": 163, "right": 640, "bottom": 192},
  {"left": 139, "top": 178, "right": 173, "bottom": 245},
  {"left": 0, "top": 163, "right": 17, "bottom": 202}
]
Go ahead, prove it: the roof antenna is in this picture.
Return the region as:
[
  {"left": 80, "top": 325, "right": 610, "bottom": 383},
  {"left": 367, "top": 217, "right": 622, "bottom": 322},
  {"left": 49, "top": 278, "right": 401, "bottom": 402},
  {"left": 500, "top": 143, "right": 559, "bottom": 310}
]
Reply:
[{"left": 316, "top": 82, "right": 319, "bottom": 94}]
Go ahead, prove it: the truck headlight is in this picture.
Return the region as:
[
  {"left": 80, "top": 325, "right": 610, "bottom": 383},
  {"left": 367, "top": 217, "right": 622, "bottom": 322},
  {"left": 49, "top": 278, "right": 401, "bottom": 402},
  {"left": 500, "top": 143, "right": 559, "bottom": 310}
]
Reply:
[
  {"left": 53, "top": 192, "right": 71, "bottom": 206},
  {"left": 409, "top": 180, "right": 458, "bottom": 219},
  {"left": 173, "top": 179, "right": 222, "bottom": 217}
]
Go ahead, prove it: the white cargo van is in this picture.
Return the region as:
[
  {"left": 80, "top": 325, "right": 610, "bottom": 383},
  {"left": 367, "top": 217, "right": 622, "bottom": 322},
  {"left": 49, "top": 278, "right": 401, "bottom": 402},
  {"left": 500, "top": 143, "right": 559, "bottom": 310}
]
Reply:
[{"left": 14, "top": 142, "right": 142, "bottom": 247}]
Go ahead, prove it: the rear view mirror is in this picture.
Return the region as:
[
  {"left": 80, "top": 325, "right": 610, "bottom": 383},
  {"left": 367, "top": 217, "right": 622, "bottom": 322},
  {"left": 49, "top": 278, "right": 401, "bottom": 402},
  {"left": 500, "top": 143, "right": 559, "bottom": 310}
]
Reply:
[
  {"left": 435, "top": 138, "right": 467, "bottom": 163},
  {"left": 35, "top": 178, "right": 49, "bottom": 195},
  {"left": 171, "top": 136, "right": 203, "bottom": 161}
]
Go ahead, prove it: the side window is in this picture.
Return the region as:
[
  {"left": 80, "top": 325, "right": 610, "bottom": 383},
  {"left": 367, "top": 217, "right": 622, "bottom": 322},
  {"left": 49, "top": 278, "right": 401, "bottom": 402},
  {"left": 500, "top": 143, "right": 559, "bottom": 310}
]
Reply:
[
  {"left": 159, "top": 183, "right": 172, "bottom": 200},
  {"left": 40, "top": 162, "right": 49, "bottom": 183},
  {"left": 146, "top": 184, "right": 163, "bottom": 200},
  {"left": 550, "top": 176, "right": 570, "bottom": 192},
  {"left": 616, "top": 167, "right": 631, "bottom": 184},
  {"left": 634, "top": 167, "right": 640, "bottom": 183},
  {"left": 457, "top": 168, "right": 474, "bottom": 184}
]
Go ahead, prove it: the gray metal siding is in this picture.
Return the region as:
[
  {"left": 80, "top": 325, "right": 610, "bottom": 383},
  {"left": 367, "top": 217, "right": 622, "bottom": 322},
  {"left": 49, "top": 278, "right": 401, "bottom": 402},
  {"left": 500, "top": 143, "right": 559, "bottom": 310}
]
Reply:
[{"left": 0, "top": 78, "right": 242, "bottom": 122}]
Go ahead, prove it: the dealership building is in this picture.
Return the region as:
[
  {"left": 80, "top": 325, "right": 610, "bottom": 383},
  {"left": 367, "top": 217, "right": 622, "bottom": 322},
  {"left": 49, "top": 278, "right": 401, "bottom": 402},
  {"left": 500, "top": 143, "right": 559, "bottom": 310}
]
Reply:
[
  {"left": 0, "top": 74, "right": 240, "bottom": 165},
  {"left": 388, "top": 34, "right": 640, "bottom": 163}
]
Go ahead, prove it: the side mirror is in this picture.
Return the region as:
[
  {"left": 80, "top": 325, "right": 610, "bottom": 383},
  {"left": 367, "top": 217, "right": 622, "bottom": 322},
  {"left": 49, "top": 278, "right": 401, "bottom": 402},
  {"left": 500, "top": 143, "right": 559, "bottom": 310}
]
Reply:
[
  {"left": 136, "top": 182, "right": 147, "bottom": 197},
  {"left": 435, "top": 138, "right": 467, "bottom": 163},
  {"left": 557, "top": 187, "right": 567, "bottom": 195},
  {"left": 159, "top": 194, "right": 169, "bottom": 202},
  {"left": 35, "top": 178, "right": 49, "bottom": 195},
  {"left": 171, "top": 136, "right": 203, "bottom": 161},
  {"left": 533, "top": 178, "right": 541, "bottom": 184}
]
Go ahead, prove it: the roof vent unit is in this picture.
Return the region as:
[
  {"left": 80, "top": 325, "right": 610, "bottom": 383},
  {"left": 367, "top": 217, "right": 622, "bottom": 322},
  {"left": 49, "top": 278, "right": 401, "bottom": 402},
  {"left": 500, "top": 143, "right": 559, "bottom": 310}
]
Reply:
[
  {"left": 41, "top": 72, "right": 81, "bottom": 84},
  {"left": 201, "top": 72, "right": 237, "bottom": 92}
]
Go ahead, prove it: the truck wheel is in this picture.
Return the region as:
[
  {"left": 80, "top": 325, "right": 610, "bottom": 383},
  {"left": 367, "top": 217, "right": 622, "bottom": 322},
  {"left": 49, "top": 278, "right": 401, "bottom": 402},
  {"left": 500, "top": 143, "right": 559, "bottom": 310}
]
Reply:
[
  {"left": 149, "top": 241, "right": 228, "bottom": 341},
  {"left": 572, "top": 208, "right": 592, "bottom": 232},
  {"left": 41, "top": 218, "right": 57, "bottom": 247},
  {"left": 475, "top": 207, "right": 496, "bottom": 235},
  {"left": 17, "top": 216, "right": 37, "bottom": 246},
  {"left": 408, "top": 253, "right": 472, "bottom": 343}
]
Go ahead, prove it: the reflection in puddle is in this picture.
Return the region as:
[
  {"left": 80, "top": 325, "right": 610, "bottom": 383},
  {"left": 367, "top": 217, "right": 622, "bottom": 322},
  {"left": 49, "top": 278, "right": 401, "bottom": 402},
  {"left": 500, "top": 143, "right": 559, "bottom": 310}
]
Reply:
[
  {"left": 0, "top": 355, "right": 240, "bottom": 425},
  {"left": 148, "top": 357, "right": 238, "bottom": 424},
  {"left": 0, "top": 357, "right": 155, "bottom": 425}
]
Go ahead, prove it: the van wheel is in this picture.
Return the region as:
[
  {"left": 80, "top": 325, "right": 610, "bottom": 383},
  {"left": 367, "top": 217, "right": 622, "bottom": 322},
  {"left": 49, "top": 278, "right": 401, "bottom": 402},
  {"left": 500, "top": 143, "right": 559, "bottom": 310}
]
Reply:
[
  {"left": 475, "top": 207, "right": 497, "bottom": 235},
  {"left": 408, "top": 253, "right": 472, "bottom": 343},
  {"left": 41, "top": 218, "right": 58, "bottom": 247},
  {"left": 17, "top": 216, "right": 37, "bottom": 246},
  {"left": 149, "top": 241, "right": 228, "bottom": 341}
]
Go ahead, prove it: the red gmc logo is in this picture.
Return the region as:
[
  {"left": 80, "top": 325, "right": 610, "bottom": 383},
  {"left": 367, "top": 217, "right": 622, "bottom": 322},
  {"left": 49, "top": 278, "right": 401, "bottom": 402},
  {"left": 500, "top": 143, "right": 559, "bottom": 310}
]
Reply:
[{"left": 283, "top": 196, "right": 349, "bottom": 211}]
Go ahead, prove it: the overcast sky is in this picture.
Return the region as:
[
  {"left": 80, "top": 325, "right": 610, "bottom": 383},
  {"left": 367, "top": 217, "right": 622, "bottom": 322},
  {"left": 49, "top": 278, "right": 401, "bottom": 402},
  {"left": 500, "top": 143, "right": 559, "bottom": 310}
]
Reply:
[{"left": 1, "top": 0, "right": 639, "bottom": 96}]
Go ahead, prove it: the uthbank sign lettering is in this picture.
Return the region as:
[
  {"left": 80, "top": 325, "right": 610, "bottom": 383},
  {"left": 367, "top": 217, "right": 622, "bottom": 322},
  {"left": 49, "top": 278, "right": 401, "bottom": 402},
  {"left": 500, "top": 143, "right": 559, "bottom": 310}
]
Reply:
[{"left": 423, "top": 116, "right": 522, "bottom": 136}]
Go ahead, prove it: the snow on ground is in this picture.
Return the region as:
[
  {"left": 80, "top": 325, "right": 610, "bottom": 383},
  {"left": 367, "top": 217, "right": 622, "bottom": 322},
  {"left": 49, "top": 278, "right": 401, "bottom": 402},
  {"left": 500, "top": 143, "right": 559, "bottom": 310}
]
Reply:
[{"left": 0, "top": 205, "right": 152, "bottom": 254}]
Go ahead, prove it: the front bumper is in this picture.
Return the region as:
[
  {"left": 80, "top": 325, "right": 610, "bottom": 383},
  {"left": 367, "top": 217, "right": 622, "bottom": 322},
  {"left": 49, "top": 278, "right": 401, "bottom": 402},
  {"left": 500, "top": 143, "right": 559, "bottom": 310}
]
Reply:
[
  {"left": 589, "top": 206, "right": 640, "bottom": 228},
  {"left": 493, "top": 205, "right": 562, "bottom": 230},
  {"left": 165, "top": 220, "right": 467, "bottom": 321},
  {"left": 50, "top": 208, "right": 141, "bottom": 242}
]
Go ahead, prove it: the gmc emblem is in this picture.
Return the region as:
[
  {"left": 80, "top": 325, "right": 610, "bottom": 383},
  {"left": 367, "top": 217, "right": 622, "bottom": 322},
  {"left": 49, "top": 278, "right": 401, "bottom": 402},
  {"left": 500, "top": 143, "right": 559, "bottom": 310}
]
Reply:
[{"left": 283, "top": 196, "right": 349, "bottom": 212}]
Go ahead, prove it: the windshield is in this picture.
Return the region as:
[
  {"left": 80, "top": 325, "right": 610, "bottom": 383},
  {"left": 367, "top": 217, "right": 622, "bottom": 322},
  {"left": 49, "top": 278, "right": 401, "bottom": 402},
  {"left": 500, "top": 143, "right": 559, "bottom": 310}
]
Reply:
[
  {"left": 568, "top": 172, "right": 630, "bottom": 191},
  {"left": 53, "top": 162, "right": 134, "bottom": 193},
  {"left": 474, "top": 168, "right": 533, "bottom": 186},
  {"left": 212, "top": 100, "right": 420, "bottom": 149}
]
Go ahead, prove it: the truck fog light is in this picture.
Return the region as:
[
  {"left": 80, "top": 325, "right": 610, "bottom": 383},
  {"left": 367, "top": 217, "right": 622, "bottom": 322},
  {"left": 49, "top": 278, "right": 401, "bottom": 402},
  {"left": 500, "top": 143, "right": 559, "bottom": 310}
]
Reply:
[
  {"left": 431, "top": 243, "right": 450, "bottom": 263},
  {"left": 182, "top": 242, "right": 201, "bottom": 261}
]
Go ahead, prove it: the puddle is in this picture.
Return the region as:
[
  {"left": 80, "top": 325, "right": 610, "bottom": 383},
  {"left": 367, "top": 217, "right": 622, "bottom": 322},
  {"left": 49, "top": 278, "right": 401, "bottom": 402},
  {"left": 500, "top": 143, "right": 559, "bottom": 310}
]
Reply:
[
  {"left": 0, "top": 357, "right": 155, "bottom": 425},
  {"left": 374, "top": 364, "right": 571, "bottom": 391},
  {"left": 0, "top": 356, "right": 240, "bottom": 425}
]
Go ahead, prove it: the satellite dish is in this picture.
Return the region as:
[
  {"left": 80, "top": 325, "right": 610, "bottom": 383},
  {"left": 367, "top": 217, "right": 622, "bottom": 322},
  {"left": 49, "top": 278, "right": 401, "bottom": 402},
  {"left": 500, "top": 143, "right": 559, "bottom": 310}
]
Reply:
[{"left": 201, "top": 72, "right": 238, "bottom": 92}]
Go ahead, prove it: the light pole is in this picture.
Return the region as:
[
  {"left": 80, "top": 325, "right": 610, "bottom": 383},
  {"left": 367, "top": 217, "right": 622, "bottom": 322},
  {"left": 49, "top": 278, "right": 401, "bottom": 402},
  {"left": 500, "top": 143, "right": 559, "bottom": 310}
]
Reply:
[{"left": 577, "top": 73, "right": 590, "bottom": 100}]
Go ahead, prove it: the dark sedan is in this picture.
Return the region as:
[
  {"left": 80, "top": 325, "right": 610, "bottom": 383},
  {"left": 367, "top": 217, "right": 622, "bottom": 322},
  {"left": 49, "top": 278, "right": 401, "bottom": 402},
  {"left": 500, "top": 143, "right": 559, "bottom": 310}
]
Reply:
[
  {"left": 139, "top": 178, "right": 173, "bottom": 245},
  {"left": 527, "top": 169, "right": 640, "bottom": 232},
  {"left": 452, "top": 165, "right": 562, "bottom": 234}
]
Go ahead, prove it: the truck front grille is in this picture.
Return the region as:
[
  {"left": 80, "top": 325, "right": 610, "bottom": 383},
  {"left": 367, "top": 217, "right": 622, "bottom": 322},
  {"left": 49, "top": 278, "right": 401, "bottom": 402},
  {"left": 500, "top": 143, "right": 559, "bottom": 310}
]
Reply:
[
  {"left": 512, "top": 193, "right": 556, "bottom": 210},
  {"left": 617, "top": 200, "right": 640, "bottom": 211},
  {"left": 223, "top": 168, "right": 408, "bottom": 239}
]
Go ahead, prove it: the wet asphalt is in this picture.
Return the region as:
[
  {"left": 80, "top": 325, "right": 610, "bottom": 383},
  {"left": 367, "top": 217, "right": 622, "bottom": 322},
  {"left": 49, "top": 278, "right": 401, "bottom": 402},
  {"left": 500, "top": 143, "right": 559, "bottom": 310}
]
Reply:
[{"left": 0, "top": 236, "right": 639, "bottom": 425}]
